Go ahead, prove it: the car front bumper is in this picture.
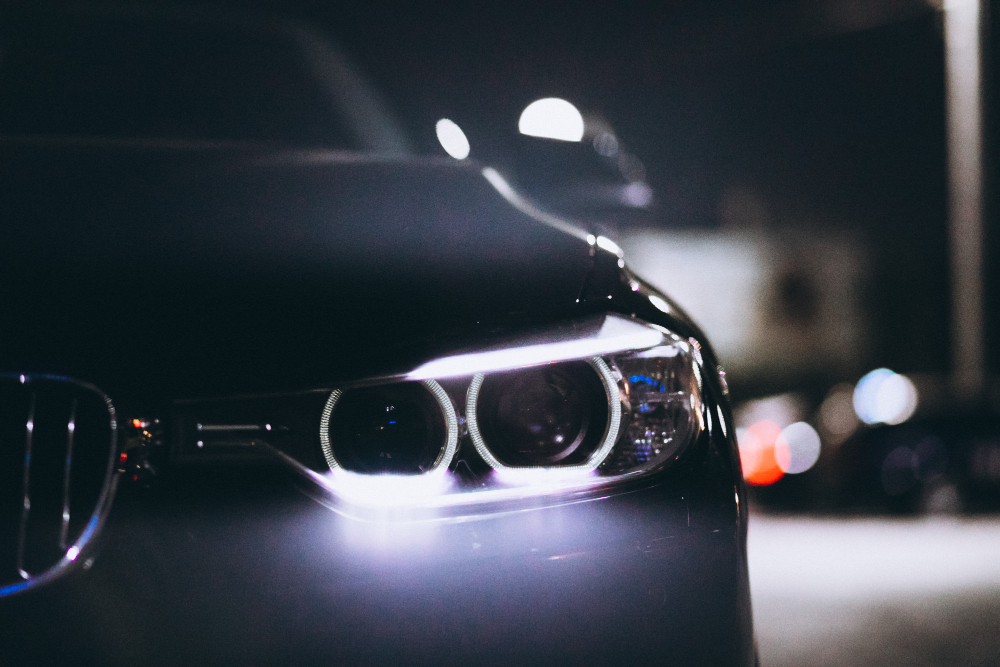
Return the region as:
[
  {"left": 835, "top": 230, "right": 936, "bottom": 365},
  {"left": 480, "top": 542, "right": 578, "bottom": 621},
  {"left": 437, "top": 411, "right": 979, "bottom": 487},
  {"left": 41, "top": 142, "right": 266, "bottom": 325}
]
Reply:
[{"left": 3, "top": 464, "right": 754, "bottom": 666}]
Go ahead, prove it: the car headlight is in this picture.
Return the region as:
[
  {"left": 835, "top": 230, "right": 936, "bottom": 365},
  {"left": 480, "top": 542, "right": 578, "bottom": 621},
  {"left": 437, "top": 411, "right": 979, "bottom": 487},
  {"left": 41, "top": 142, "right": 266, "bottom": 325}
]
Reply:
[{"left": 175, "top": 314, "right": 705, "bottom": 517}]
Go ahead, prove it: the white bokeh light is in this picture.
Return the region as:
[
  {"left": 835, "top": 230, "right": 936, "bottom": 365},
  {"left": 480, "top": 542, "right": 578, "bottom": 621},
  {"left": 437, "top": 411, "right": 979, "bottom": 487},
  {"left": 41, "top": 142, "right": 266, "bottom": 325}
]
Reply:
[
  {"left": 435, "top": 118, "right": 470, "bottom": 159},
  {"left": 775, "top": 422, "right": 822, "bottom": 474},
  {"left": 518, "top": 98, "right": 585, "bottom": 142},
  {"left": 853, "top": 368, "right": 919, "bottom": 425}
]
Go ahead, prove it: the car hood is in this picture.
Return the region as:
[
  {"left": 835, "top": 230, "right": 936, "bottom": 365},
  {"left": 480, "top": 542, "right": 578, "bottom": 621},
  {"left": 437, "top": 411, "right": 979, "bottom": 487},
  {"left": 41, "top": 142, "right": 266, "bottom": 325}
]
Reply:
[{"left": 0, "top": 139, "right": 612, "bottom": 404}]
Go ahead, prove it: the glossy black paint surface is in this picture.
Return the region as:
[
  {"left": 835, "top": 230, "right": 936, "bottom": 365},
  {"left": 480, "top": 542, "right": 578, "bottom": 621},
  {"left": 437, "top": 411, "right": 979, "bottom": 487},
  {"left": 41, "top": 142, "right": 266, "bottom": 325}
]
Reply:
[{"left": 0, "top": 138, "right": 752, "bottom": 664}]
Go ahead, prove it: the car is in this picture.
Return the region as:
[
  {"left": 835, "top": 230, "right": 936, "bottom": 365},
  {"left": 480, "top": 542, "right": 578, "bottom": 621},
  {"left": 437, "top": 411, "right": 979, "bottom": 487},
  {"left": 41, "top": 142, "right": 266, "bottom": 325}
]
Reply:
[{"left": 0, "top": 7, "right": 754, "bottom": 665}]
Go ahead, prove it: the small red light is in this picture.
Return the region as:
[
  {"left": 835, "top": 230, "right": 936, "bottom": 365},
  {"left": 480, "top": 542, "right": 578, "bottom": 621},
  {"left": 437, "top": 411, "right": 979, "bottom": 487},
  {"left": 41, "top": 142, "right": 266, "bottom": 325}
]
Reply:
[
  {"left": 119, "top": 452, "right": 128, "bottom": 463},
  {"left": 133, "top": 474, "right": 138, "bottom": 482},
  {"left": 739, "top": 420, "right": 785, "bottom": 486},
  {"left": 131, "top": 419, "right": 142, "bottom": 428}
]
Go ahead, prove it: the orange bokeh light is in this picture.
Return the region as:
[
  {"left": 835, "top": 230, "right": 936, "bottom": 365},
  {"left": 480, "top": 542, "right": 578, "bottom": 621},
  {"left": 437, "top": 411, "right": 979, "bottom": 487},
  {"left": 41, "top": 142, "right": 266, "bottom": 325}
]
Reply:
[{"left": 739, "top": 420, "right": 785, "bottom": 486}]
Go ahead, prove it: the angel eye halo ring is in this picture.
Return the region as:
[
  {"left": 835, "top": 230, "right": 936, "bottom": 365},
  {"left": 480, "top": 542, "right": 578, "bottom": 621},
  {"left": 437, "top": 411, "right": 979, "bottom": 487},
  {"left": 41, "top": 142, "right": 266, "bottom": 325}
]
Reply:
[
  {"left": 466, "top": 356, "right": 622, "bottom": 473},
  {"left": 319, "top": 379, "right": 459, "bottom": 474}
]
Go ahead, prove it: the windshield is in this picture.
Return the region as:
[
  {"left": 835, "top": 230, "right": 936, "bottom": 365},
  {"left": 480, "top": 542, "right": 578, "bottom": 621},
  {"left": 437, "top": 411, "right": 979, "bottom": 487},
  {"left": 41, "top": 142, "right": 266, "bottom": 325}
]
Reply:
[{"left": 0, "top": 11, "right": 407, "bottom": 151}]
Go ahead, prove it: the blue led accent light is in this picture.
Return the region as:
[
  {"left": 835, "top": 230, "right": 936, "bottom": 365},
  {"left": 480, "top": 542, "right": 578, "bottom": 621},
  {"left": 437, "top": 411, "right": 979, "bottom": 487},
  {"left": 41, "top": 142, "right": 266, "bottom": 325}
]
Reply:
[{"left": 629, "top": 375, "right": 666, "bottom": 393}]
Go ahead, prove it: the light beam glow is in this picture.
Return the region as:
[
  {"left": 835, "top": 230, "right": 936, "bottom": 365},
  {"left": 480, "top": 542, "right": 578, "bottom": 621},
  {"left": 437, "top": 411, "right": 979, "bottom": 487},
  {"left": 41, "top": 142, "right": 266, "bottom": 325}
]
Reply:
[
  {"left": 267, "top": 443, "right": 620, "bottom": 514},
  {"left": 322, "top": 468, "right": 454, "bottom": 508}
]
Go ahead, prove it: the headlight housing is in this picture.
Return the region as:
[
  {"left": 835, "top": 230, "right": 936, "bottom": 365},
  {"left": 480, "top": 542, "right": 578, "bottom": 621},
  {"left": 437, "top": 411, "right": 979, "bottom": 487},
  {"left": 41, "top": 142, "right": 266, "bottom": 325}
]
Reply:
[{"left": 175, "top": 314, "right": 706, "bottom": 517}]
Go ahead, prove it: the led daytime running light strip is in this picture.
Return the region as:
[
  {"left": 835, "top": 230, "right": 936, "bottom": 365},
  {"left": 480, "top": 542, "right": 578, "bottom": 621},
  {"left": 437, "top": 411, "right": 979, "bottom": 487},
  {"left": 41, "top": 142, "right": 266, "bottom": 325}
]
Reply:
[
  {"left": 319, "top": 380, "right": 459, "bottom": 473},
  {"left": 406, "top": 314, "right": 664, "bottom": 380},
  {"left": 466, "top": 356, "right": 621, "bottom": 473}
]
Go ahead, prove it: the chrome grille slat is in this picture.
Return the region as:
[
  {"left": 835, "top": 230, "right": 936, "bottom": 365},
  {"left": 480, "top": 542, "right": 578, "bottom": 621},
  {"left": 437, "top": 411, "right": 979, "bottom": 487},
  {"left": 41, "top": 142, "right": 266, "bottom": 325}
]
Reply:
[
  {"left": 59, "top": 398, "right": 77, "bottom": 550},
  {"left": 0, "top": 374, "right": 118, "bottom": 598},
  {"left": 16, "top": 392, "right": 35, "bottom": 580}
]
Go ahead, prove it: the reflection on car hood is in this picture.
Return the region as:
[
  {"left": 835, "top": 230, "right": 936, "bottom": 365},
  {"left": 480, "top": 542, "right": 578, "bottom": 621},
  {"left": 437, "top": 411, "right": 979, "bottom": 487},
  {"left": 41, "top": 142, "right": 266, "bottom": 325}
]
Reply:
[{"left": 0, "top": 139, "right": 609, "bottom": 403}]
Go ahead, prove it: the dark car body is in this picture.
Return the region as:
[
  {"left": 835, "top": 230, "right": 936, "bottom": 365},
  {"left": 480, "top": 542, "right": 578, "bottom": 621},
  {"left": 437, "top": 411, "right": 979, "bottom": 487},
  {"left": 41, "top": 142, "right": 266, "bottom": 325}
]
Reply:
[{"left": 0, "top": 9, "right": 753, "bottom": 666}]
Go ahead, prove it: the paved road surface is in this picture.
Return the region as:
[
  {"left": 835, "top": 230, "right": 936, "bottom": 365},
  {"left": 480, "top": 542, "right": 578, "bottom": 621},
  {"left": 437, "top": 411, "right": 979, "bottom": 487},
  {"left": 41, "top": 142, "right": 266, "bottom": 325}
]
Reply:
[{"left": 749, "top": 514, "right": 1000, "bottom": 667}]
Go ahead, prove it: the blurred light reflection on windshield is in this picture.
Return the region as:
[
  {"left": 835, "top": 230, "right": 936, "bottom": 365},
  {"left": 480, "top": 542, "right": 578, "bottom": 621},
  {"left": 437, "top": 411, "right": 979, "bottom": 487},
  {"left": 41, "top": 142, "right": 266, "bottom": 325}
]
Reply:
[
  {"left": 435, "top": 118, "right": 470, "bottom": 159},
  {"left": 518, "top": 98, "right": 584, "bottom": 141}
]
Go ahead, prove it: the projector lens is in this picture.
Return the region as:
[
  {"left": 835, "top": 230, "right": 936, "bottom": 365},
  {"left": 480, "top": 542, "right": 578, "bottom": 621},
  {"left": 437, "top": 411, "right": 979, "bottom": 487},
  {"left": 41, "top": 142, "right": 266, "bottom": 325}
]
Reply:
[
  {"left": 471, "top": 361, "right": 610, "bottom": 467},
  {"left": 323, "top": 382, "right": 451, "bottom": 474}
]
